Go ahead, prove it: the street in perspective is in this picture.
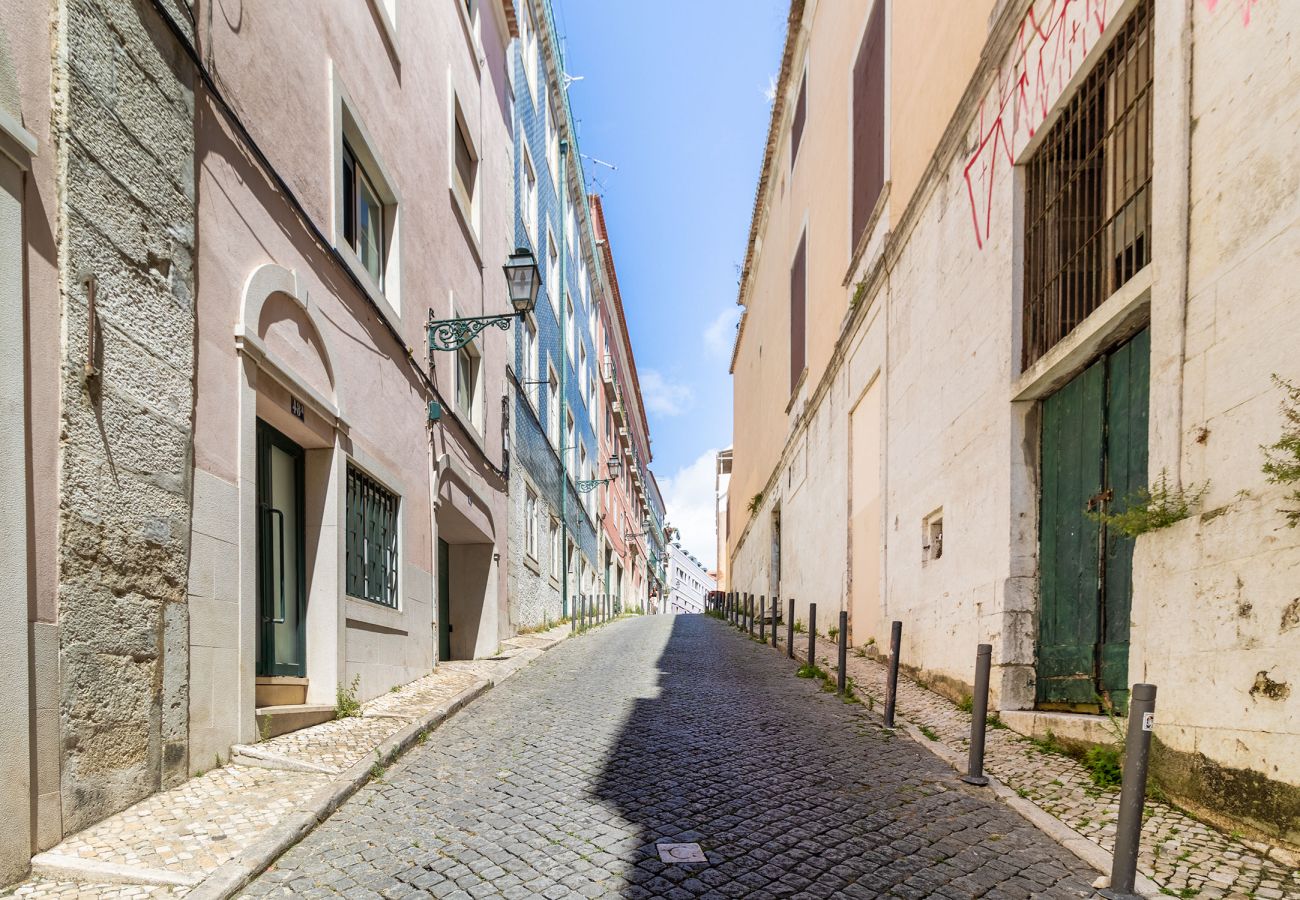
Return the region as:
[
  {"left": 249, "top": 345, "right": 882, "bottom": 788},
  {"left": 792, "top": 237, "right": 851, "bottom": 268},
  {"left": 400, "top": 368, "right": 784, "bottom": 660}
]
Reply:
[{"left": 1, "top": 0, "right": 1298, "bottom": 898}]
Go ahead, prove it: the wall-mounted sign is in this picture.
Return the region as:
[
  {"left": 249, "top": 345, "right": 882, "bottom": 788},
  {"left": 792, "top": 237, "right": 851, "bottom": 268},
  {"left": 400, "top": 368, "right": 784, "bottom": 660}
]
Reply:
[{"left": 290, "top": 397, "right": 305, "bottom": 420}]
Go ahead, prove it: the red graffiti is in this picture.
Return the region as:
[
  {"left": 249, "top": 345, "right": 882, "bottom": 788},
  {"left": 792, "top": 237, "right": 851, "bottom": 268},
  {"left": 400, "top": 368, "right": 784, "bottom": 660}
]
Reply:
[
  {"left": 1204, "top": 0, "right": 1259, "bottom": 25},
  {"left": 963, "top": 0, "right": 1111, "bottom": 249}
]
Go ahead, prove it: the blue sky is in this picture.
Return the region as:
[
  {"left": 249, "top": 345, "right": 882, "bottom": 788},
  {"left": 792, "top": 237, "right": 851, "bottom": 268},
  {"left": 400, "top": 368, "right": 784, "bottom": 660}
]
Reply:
[{"left": 553, "top": 0, "right": 788, "bottom": 568}]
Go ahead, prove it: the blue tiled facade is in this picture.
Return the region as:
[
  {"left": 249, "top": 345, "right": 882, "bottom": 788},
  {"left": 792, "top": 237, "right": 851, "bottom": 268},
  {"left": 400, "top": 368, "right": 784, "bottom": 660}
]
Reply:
[{"left": 506, "top": 0, "right": 603, "bottom": 625}]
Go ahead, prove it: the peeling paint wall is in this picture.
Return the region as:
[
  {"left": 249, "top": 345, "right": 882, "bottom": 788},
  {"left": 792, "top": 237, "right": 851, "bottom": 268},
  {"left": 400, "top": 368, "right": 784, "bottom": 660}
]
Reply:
[{"left": 54, "top": 0, "right": 195, "bottom": 835}]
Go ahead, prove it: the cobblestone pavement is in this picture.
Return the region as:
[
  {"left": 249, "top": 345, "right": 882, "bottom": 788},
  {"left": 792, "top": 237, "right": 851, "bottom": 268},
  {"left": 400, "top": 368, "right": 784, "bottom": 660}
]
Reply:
[
  {"left": 244, "top": 614, "right": 1095, "bottom": 898},
  {"left": 753, "top": 613, "right": 1300, "bottom": 900},
  {"left": 4, "top": 624, "right": 572, "bottom": 899}
]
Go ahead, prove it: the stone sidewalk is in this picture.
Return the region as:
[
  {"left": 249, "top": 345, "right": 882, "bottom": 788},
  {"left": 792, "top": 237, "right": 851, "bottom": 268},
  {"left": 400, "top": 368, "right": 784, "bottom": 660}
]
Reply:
[
  {"left": 728, "top": 610, "right": 1300, "bottom": 900},
  {"left": 2, "top": 624, "right": 574, "bottom": 900}
]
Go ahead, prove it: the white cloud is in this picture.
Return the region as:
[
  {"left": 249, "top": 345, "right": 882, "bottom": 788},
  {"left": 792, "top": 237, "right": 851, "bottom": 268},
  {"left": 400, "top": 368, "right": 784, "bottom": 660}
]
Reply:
[
  {"left": 763, "top": 73, "right": 778, "bottom": 104},
  {"left": 703, "top": 306, "right": 742, "bottom": 359},
  {"left": 640, "top": 369, "right": 693, "bottom": 417},
  {"left": 660, "top": 449, "right": 721, "bottom": 572}
]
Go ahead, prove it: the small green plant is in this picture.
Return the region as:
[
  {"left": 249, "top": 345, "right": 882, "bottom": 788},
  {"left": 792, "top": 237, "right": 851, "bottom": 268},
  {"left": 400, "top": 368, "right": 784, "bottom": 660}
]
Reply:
[
  {"left": 828, "top": 625, "right": 839, "bottom": 641},
  {"left": 1030, "top": 729, "right": 1067, "bottom": 757},
  {"left": 957, "top": 694, "right": 973, "bottom": 713},
  {"left": 793, "top": 619, "right": 806, "bottom": 634},
  {"left": 1088, "top": 468, "right": 1208, "bottom": 538},
  {"left": 986, "top": 712, "right": 1007, "bottom": 729},
  {"left": 336, "top": 674, "right": 362, "bottom": 719},
  {"left": 843, "top": 676, "right": 857, "bottom": 700},
  {"left": 918, "top": 725, "right": 939, "bottom": 741},
  {"left": 417, "top": 729, "right": 429, "bottom": 745},
  {"left": 1084, "top": 744, "right": 1122, "bottom": 788},
  {"left": 370, "top": 749, "right": 386, "bottom": 780},
  {"left": 796, "top": 663, "right": 827, "bottom": 680},
  {"left": 851, "top": 279, "right": 869, "bottom": 309},
  {"left": 1262, "top": 375, "right": 1300, "bottom": 526},
  {"left": 747, "top": 492, "right": 763, "bottom": 514}
]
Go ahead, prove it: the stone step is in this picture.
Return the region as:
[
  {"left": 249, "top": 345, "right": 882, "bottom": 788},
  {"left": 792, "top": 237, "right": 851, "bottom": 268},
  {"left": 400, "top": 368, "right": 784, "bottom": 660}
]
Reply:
[{"left": 254, "top": 703, "right": 336, "bottom": 739}]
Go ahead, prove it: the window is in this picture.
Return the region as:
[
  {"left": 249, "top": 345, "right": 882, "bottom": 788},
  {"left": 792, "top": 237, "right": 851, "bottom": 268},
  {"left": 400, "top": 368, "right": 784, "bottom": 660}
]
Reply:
[
  {"left": 549, "top": 518, "right": 561, "bottom": 579},
  {"left": 546, "top": 365, "right": 560, "bottom": 447},
  {"left": 578, "top": 341, "right": 587, "bottom": 401},
  {"left": 922, "top": 509, "right": 944, "bottom": 564},
  {"left": 346, "top": 465, "right": 399, "bottom": 608},
  {"left": 522, "top": 144, "right": 538, "bottom": 246},
  {"left": 452, "top": 102, "right": 479, "bottom": 233},
  {"left": 456, "top": 343, "right": 482, "bottom": 427},
  {"left": 343, "top": 140, "right": 385, "bottom": 287},
  {"left": 566, "top": 412, "right": 576, "bottom": 473},
  {"left": 546, "top": 229, "right": 559, "bottom": 314},
  {"left": 566, "top": 294, "right": 575, "bottom": 361},
  {"left": 851, "top": 5, "right": 886, "bottom": 250},
  {"left": 1022, "top": 0, "right": 1152, "bottom": 368},
  {"left": 522, "top": 317, "right": 539, "bottom": 407},
  {"left": 566, "top": 200, "right": 575, "bottom": 253},
  {"left": 519, "top": 0, "right": 538, "bottom": 101},
  {"left": 790, "top": 70, "right": 807, "bottom": 168},
  {"left": 790, "top": 231, "right": 807, "bottom": 392},
  {"left": 525, "top": 487, "right": 539, "bottom": 558},
  {"left": 545, "top": 100, "right": 559, "bottom": 185}
]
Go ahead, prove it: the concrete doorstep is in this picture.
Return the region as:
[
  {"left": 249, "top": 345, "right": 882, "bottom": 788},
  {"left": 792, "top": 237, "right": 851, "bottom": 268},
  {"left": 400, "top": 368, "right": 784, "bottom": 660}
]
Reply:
[
  {"left": 714, "top": 614, "right": 1300, "bottom": 900},
  {"left": 12, "top": 625, "right": 572, "bottom": 900}
]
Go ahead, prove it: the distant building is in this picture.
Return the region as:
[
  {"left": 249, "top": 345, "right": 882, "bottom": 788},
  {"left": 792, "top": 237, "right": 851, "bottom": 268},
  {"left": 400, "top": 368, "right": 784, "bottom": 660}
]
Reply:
[
  {"left": 665, "top": 542, "right": 715, "bottom": 615},
  {"left": 715, "top": 448, "right": 732, "bottom": 591}
]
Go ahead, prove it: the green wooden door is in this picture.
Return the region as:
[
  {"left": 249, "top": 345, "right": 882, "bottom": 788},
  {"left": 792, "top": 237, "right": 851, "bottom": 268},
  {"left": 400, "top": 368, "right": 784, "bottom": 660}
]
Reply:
[
  {"left": 256, "top": 420, "right": 307, "bottom": 678},
  {"left": 437, "top": 538, "right": 452, "bottom": 661},
  {"left": 1037, "top": 328, "right": 1149, "bottom": 712}
]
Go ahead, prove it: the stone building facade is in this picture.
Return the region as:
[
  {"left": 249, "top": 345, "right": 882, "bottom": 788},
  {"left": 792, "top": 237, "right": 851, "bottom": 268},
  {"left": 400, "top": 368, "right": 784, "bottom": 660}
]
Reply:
[{"left": 728, "top": 0, "right": 1300, "bottom": 847}]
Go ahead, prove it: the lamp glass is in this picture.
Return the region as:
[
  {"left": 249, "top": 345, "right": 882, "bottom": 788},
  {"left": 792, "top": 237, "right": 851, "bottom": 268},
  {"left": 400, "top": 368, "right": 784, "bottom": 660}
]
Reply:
[{"left": 503, "top": 249, "right": 540, "bottom": 314}]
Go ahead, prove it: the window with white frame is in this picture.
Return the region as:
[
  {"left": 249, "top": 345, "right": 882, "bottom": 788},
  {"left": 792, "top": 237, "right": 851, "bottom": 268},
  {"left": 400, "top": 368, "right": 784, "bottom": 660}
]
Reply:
[
  {"left": 546, "top": 365, "right": 560, "bottom": 447},
  {"left": 566, "top": 294, "right": 575, "bottom": 361},
  {"left": 546, "top": 101, "right": 560, "bottom": 185},
  {"left": 519, "top": 0, "right": 538, "bottom": 102},
  {"left": 525, "top": 486, "right": 539, "bottom": 558},
  {"left": 522, "top": 142, "right": 538, "bottom": 247},
  {"left": 565, "top": 200, "right": 575, "bottom": 253},
  {"left": 336, "top": 81, "right": 399, "bottom": 309},
  {"left": 456, "top": 342, "right": 482, "bottom": 428},
  {"left": 566, "top": 412, "right": 576, "bottom": 473},
  {"left": 523, "top": 316, "right": 539, "bottom": 408},
  {"left": 548, "top": 518, "right": 561, "bottom": 580},
  {"left": 577, "top": 341, "right": 587, "bottom": 402},
  {"left": 451, "top": 99, "right": 479, "bottom": 235},
  {"left": 546, "top": 228, "right": 559, "bottom": 314}
]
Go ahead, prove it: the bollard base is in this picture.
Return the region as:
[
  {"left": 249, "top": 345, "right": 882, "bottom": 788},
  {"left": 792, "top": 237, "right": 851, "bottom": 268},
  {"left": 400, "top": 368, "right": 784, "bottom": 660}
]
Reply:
[
  {"left": 960, "top": 774, "right": 989, "bottom": 786},
  {"left": 1096, "top": 890, "right": 1143, "bottom": 900}
]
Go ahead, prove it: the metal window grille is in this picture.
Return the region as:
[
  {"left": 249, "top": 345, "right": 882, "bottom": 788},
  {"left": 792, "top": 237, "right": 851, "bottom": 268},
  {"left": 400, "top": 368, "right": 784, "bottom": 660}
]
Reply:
[
  {"left": 346, "top": 465, "right": 399, "bottom": 608},
  {"left": 1023, "top": 0, "right": 1152, "bottom": 368}
]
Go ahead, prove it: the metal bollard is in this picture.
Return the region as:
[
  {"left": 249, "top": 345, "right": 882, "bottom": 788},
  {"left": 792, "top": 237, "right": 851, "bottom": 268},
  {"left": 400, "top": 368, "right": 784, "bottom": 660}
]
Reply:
[
  {"left": 962, "top": 644, "right": 992, "bottom": 786},
  {"left": 787, "top": 599, "right": 795, "bottom": 659},
  {"left": 837, "top": 610, "right": 848, "bottom": 694},
  {"left": 749, "top": 595, "right": 755, "bottom": 636},
  {"left": 1099, "top": 684, "right": 1158, "bottom": 900},
  {"left": 759, "top": 595, "right": 766, "bottom": 641},
  {"left": 883, "top": 620, "right": 902, "bottom": 728},
  {"left": 771, "top": 597, "right": 778, "bottom": 648},
  {"left": 807, "top": 603, "right": 817, "bottom": 668}
]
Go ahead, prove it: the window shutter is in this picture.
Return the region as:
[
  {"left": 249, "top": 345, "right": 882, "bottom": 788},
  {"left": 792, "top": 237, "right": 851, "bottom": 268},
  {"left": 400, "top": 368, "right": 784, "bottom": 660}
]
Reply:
[
  {"left": 790, "top": 232, "right": 807, "bottom": 392},
  {"left": 791, "top": 74, "right": 807, "bottom": 167},
  {"left": 852, "top": 6, "right": 886, "bottom": 249}
]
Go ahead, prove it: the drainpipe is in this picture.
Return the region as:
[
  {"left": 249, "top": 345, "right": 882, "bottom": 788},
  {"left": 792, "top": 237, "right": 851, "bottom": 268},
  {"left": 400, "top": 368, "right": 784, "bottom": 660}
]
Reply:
[{"left": 559, "top": 139, "right": 570, "bottom": 620}]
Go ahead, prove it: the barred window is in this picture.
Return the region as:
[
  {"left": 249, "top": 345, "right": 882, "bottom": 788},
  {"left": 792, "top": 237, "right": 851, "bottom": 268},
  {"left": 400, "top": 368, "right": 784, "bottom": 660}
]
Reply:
[
  {"left": 346, "top": 465, "right": 399, "bottom": 607},
  {"left": 1022, "top": 0, "right": 1152, "bottom": 368}
]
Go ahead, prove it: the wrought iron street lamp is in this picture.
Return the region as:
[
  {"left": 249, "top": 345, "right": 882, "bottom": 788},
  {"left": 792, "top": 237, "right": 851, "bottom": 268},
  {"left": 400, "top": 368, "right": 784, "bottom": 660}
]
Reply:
[
  {"left": 427, "top": 248, "right": 541, "bottom": 352},
  {"left": 576, "top": 453, "right": 622, "bottom": 493}
]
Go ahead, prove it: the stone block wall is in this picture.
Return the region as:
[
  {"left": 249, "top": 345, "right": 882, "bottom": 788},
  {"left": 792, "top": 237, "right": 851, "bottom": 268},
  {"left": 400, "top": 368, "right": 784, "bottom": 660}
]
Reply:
[{"left": 55, "top": 0, "right": 195, "bottom": 835}]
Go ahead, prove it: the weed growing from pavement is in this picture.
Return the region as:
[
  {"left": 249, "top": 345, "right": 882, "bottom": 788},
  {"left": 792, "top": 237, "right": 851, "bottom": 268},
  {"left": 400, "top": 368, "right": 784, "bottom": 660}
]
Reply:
[
  {"left": 986, "top": 712, "right": 1007, "bottom": 729},
  {"left": 957, "top": 694, "right": 973, "bottom": 713},
  {"left": 793, "top": 619, "right": 806, "bottom": 634},
  {"left": 370, "top": 750, "right": 386, "bottom": 780},
  {"left": 1084, "top": 744, "right": 1123, "bottom": 788},
  {"left": 796, "top": 663, "right": 827, "bottom": 680},
  {"left": 918, "top": 725, "right": 940, "bottom": 741},
  {"left": 336, "top": 674, "right": 362, "bottom": 719}
]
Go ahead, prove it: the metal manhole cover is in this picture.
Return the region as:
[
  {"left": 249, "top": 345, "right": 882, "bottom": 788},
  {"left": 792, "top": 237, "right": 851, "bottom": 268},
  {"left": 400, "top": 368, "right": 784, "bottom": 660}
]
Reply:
[{"left": 657, "top": 843, "right": 707, "bottom": 863}]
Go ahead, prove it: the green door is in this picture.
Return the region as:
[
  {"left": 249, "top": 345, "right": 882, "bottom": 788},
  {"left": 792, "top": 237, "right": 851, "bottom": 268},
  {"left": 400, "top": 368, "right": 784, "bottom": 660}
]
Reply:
[
  {"left": 437, "top": 538, "right": 452, "bottom": 661},
  {"left": 1038, "top": 328, "right": 1149, "bottom": 713},
  {"left": 256, "top": 420, "right": 307, "bottom": 677}
]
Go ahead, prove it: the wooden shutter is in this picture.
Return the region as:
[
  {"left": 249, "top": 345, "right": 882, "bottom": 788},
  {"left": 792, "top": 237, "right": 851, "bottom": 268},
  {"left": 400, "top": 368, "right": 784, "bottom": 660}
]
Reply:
[
  {"left": 790, "top": 232, "right": 807, "bottom": 392},
  {"left": 791, "top": 74, "right": 807, "bottom": 168},
  {"left": 851, "top": 5, "right": 886, "bottom": 248}
]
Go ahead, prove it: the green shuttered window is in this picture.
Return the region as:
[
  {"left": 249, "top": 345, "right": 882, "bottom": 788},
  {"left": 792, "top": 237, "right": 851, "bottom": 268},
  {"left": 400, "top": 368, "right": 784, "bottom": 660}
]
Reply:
[{"left": 346, "top": 465, "right": 400, "bottom": 608}]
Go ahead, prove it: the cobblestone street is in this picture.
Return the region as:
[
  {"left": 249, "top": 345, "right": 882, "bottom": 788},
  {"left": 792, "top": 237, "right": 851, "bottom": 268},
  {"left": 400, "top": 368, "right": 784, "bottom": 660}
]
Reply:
[{"left": 244, "top": 615, "right": 1095, "bottom": 898}]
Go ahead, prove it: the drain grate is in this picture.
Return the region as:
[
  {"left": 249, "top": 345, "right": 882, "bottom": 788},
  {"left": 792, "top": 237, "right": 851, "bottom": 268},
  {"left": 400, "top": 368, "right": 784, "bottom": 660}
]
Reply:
[{"left": 657, "top": 843, "right": 707, "bottom": 864}]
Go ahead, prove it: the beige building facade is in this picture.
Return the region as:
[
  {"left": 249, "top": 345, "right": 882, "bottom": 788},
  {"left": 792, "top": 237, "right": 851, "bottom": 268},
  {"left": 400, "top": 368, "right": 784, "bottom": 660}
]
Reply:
[{"left": 729, "top": 0, "right": 1300, "bottom": 846}]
